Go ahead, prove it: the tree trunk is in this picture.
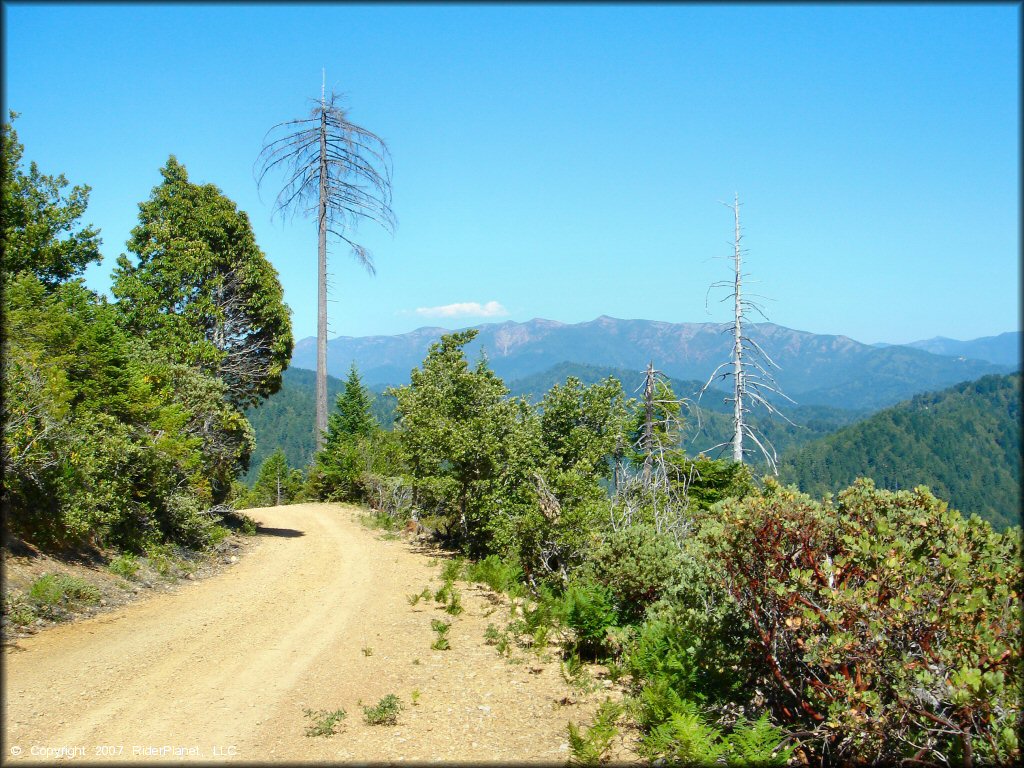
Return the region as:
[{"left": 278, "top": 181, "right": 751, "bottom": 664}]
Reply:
[
  {"left": 315, "top": 98, "right": 329, "bottom": 452},
  {"left": 642, "top": 360, "right": 655, "bottom": 483},
  {"left": 731, "top": 194, "right": 744, "bottom": 464}
]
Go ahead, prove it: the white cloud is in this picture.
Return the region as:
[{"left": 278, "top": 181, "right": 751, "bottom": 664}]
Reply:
[{"left": 414, "top": 300, "right": 509, "bottom": 319}]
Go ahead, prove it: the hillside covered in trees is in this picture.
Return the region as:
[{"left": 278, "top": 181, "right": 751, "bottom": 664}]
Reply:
[
  {"left": 245, "top": 360, "right": 868, "bottom": 479},
  {"left": 779, "top": 372, "right": 1021, "bottom": 531}
]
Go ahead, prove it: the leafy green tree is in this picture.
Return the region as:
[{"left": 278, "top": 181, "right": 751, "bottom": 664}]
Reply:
[
  {"left": 1, "top": 112, "right": 101, "bottom": 287},
  {"left": 2, "top": 126, "right": 254, "bottom": 550},
  {"left": 308, "top": 363, "right": 391, "bottom": 502},
  {"left": 111, "top": 157, "right": 293, "bottom": 408},
  {"left": 390, "top": 330, "right": 522, "bottom": 552},
  {"left": 3, "top": 273, "right": 248, "bottom": 547},
  {"left": 540, "top": 376, "right": 629, "bottom": 483}
]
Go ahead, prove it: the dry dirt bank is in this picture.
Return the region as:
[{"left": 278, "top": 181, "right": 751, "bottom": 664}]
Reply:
[{"left": 4, "top": 503, "right": 634, "bottom": 763}]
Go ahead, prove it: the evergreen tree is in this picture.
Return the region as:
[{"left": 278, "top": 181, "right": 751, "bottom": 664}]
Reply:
[
  {"left": 326, "top": 363, "right": 377, "bottom": 443},
  {"left": 112, "top": 157, "right": 293, "bottom": 409},
  {"left": 250, "top": 449, "right": 304, "bottom": 507},
  {"left": 1, "top": 112, "right": 102, "bottom": 288}
]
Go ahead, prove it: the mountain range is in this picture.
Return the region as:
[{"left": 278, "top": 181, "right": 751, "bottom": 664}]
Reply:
[
  {"left": 291, "top": 317, "right": 1017, "bottom": 412},
  {"left": 873, "top": 331, "right": 1020, "bottom": 367}
]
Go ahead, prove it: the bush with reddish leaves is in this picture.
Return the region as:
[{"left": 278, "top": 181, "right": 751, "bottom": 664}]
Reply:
[{"left": 703, "top": 478, "right": 1021, "bottom": 766}]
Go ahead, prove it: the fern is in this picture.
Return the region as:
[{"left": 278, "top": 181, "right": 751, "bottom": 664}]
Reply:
[
  {"left": 638, "top": 699, "right": 727, "bottom": 766},
  {"left": 633, "top": 676, "right": 690, "bottom": 730},
  {"left": 725, "top": 713, "right": 793, "bottom": 766},
  {"left": 567, "top": 699, "right": 623, "bottom": 766}
]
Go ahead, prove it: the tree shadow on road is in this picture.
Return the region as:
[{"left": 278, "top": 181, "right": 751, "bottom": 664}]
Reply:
[{"left": 255, "top": 526, "right": 305, "bottom": 538}]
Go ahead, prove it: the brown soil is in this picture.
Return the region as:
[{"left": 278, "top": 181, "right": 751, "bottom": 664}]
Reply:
[{"left": 3, "top": 503, "right": 639, "bottom": 763}]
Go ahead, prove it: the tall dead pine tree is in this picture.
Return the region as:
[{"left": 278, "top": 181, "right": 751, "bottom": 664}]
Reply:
[
  {"left": 256, "top": 78, "right": 396, "bottom": 451},
  {"left": 701, "top": 194, "right": 793, "bottom": 473}
]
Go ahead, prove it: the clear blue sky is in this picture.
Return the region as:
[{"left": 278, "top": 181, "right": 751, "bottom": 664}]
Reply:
[{"left": 4, "top": 3, "right": 1019, "bottom": 345}]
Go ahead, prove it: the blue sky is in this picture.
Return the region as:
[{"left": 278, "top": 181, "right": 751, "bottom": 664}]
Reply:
[{"left": 4, "top": 3, "right": 1019, "bottom": 345}]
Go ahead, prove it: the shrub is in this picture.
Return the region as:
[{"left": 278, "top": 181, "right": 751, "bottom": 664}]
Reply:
[
  {"left": 464, "top": 554, "right": 522, "bottom": 593},
  {"left": 29, "top": 573, "right": 100, "bottom": 606},
  {"left": 625, "top": 619, "right": 703, "bottom": 716},
  {"left": 567, "top": 699, "right": 623, "bottom": 766},
  {"left": 590, "top": 523, "right": 683, "bottom": 624},
  {"left": 107, "top": 553, "right": 140, "bottom": 579},
  {"left": 362, "top": 694, "right": 403, "bottom": 726},
  {"left": 303, "top": 708, "right": 346, "bottom": 737},
  {"left": 638, "top": 700, "right": 791, "bottom": 766},
  {"left": 704, "top": 478, "right": 1023, "bottom": 765}
]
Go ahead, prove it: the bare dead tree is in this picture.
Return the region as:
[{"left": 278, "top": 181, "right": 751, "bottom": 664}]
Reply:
[
  {"left": 255, "top": 76, "right": 396, "bottom": 451},
  {"left": 700, "top": 194, "right": 794, "bottom": 474},
  {"left": 610, "top": 363, "right": 699, "bottom": 548}
]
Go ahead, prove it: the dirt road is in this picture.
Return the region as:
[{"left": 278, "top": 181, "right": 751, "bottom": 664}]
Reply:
[{"left": 4, "top": 503, "right": 615, "bottom": 763}]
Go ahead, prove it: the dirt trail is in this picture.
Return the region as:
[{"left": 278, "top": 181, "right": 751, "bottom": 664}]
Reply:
[{"left": 4, "top": 503, "right": 619, "bottom": 763}]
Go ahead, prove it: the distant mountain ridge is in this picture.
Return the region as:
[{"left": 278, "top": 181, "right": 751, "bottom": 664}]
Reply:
[
  {"left": 291, "top": 316, "right": 1013, "bottom": 411},
  {"left": 873, "top": 331, "right": 1020, "bottom": 367}
]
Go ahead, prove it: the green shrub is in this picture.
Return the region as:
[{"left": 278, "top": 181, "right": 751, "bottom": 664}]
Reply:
[
  {"left": 625, "top": 620, "right": 701, "bottom": 709},
  {"left": 28, "top": 573, "right": 100, "bottom": 606},
  {"left": 362, "top": 694, "right": 403, "bottom": 726},
  {"left": 638, "top": 702, "right": 791, "bottom": 766},
  {"left": 107, "top": 553, "right": 140, "bottom": 579},
  {"left": 564, "top": 575, "right": 619, "bottom": 659},
  {"left": 590, "top": 524, "right": 683, "bottom": 624},
  {"left": 303, "top": 708, "right": 346, "bottom": 737},
  {"left": 464, "top": 554, "right": 522, "bottom": 593},
  {"left": 439, "top": 557, "right": 464, "bottom": 585}
]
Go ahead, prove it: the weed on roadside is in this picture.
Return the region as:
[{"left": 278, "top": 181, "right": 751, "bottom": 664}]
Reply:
[
  {"left": 303, "top": 708, "right": 346, "bottom": 737},
  {"left": 361, "top": 646, "right": 373, "bottom": 657},
  {"left": 430, "top": 618, "right": 451, "bottom": 650},
  {"left": 362, "top": 694, "right": 403, "bottom": 726},
  {"left": 561, "top": 653, "right": 599, "bottom": 693},
  {"left": 18, "top": 573, "right": 102, "bottom": 622},
  {"left": 443, "top": 587, "right": 464, "bottom": 616},
  {"left": 406, "top": 587, "right": 433, "bottom": 606},
  {"left": 2, "top": 593, "right": 37, "bottom": 626},
  {"left": 439, "top": 557, "right": 464, "bottom": 584}
]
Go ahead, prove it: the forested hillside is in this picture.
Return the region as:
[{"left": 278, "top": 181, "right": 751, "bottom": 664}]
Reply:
[
  {"left": 245, "top": 361, "right": 868, "bottom": 477},
  {"left": 779, "top": 373, "right": 1021, "bottom": 531},
  {"left": 243, "top": 367, "right": 395, "bottom": 476}
]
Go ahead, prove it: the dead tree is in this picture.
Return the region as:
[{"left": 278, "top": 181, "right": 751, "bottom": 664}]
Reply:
[
  {"left": 255, "top": 74, "right": 396, "bottom": 451},
  {"left": 700, "top": 194, "right": 794, "bottom": 474},
  {"left": 611, "top": 362, "right": 698, "bottom": 547}
]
